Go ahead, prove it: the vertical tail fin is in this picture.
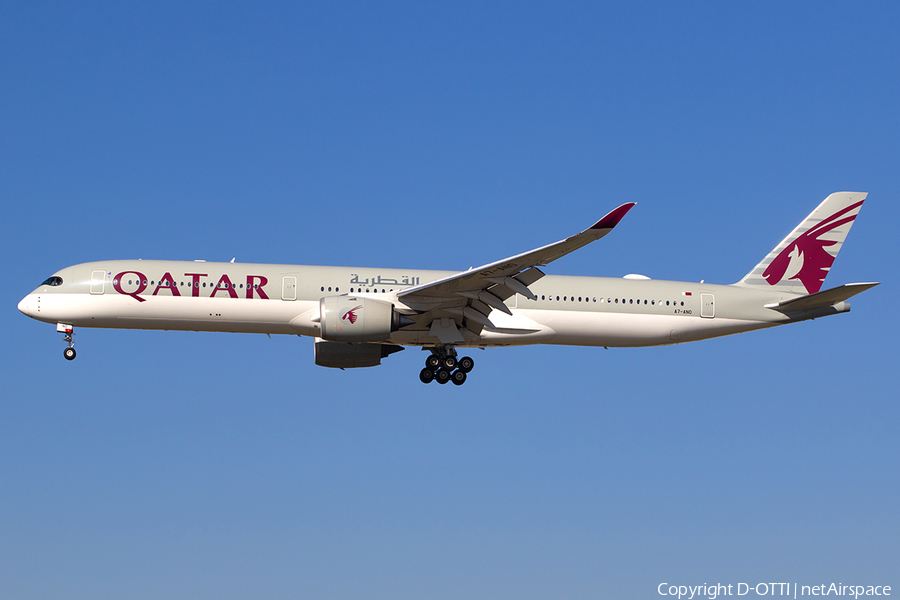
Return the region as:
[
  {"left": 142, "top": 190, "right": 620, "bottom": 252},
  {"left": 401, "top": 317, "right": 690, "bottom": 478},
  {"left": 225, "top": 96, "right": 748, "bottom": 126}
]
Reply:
[{"left": 735, "top": 192, "right": 868, "bottom": 295}]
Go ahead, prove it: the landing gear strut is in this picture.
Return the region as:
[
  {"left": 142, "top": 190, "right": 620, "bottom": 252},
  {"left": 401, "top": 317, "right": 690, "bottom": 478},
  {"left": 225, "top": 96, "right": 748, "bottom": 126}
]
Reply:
[
  {"left": 420, "top": 346, "right": 474, "bottom": 386},
  {"left": 58, "top": 323, "right": 76, "bottom": 361}
]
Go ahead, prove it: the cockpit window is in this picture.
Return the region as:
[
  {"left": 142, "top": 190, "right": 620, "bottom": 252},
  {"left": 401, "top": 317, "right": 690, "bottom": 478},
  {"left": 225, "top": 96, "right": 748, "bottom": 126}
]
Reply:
[{"left": 41, "top": 276, "right": 63, "bottom": 287}]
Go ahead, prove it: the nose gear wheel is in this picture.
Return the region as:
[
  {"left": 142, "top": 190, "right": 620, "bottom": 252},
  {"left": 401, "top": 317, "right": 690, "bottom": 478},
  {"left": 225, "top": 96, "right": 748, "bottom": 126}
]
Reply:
[{"left": 60, "top": 326, "right": 76, "bottom": 361}]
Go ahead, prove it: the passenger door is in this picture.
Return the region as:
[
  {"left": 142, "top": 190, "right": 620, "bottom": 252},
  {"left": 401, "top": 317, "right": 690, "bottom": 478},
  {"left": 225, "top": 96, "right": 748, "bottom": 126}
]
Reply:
[
  {"left": 282, "top": 276, "right": 297, "bottom": 301},
  {"left": 90, "top": 270, "right": 106, "bottom": 295}
]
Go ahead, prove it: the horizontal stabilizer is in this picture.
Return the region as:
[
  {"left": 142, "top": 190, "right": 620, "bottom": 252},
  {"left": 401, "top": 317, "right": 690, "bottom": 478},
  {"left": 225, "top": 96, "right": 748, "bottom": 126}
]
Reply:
[{"left": 765, "top": 282, "right": 879, "bottom": 311}]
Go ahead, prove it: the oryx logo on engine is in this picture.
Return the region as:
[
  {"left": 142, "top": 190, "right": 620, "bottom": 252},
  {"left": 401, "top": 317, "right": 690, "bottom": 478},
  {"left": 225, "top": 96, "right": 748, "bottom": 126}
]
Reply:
[{"left": 341, "top": 305, "right": 363, "bottom": 324}]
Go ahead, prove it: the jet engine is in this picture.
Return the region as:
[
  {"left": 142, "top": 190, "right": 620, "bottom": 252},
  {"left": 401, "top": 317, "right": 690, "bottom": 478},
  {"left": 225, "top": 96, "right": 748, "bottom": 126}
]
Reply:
[
  {"left": 319, "top": 295, "right": 412, "bottom": 343},
  {"left": 314, "top": 338, "right": 404, "bottom": 369}
]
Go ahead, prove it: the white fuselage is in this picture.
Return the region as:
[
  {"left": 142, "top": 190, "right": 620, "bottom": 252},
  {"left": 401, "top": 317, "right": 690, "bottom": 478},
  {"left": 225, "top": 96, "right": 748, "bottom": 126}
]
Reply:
[{"left": 18, "top": 259, "right": 847, "bottom": 349}]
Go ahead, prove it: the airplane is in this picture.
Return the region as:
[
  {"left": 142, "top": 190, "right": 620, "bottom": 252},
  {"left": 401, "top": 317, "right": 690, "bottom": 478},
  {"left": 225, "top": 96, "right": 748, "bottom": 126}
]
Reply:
[{"left": 18, "top": 192, "right": 878, "bottom": 386}]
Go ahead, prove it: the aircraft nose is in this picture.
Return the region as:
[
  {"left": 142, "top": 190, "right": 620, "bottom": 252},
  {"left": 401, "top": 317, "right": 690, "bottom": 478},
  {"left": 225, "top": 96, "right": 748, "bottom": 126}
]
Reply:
[{"left": 18, "top": 294, "right": 37, "bottom": 317}]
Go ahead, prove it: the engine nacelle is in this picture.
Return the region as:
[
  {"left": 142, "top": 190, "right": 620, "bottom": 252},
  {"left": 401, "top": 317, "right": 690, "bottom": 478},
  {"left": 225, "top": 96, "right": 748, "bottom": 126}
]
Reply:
[
  {"left": 319, "top": 295, "right": 404, "bottom": 342},
  {"left": 314, "top": 338, "right": 404, "bottom": 369}
]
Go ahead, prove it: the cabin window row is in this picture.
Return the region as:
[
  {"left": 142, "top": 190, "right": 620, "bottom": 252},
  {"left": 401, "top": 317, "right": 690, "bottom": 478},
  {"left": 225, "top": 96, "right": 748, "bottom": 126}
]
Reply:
[
  {"left": 333, "top": 287, "right": 396, "bottom": 293},
  {"left": 537, "top": 295, "right": 685, "bottom": 307},
  {"left": 310, "top": 287, "right": 688, "bottom": 308},
  {"left": 320, "top": 287, "right": 396, "bottom": 293},
  {"left": 115, "top": 279, "right": 260, "bottom": 289}
]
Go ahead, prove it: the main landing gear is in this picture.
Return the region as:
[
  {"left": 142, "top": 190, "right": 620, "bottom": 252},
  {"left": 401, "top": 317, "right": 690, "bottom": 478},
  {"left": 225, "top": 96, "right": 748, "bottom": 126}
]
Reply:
[
  {"left": 419, "top": 347, "right": 474, "bottom": 386},
  {"left": 58, "top": 323, "right": 76, "bottom": 360}
]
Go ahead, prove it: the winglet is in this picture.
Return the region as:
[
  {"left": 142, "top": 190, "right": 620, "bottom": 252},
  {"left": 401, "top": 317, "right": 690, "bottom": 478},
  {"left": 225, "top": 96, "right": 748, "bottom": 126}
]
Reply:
[{"left": 590, "top": 202, "right": 636, "bottom": 230}]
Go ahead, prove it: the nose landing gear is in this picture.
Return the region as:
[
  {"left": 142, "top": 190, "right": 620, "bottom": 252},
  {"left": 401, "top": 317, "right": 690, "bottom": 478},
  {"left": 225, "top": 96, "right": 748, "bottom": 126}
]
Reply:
[
  {"left": 58, "top": 323, "right": 76, "bottom": 360},
  {"left": 420, "top": 346, "right": 473, "bottom": 386}
]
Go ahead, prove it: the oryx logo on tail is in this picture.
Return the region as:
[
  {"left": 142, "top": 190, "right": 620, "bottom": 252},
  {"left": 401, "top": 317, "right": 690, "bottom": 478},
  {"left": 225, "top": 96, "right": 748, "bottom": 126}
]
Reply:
[
  {"left": 762, "top": 201, "right": 863, "bottom": 294},
  {"left": 736, "top": 192, "right": 867, "bottom": 295}
]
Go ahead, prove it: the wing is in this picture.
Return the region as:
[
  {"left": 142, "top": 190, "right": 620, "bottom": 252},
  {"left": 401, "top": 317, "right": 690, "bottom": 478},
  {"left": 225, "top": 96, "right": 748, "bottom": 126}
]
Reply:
[{"left": 396, "top": 203, "right": 635, "bottom": 342}]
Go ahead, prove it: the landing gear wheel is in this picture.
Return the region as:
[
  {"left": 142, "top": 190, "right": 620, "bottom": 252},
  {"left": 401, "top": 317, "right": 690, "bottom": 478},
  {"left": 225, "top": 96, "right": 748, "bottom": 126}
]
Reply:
[
  {"left": 425, "top": 355, "right": 441, "bottom": 370},
  {"left": 451, "top": 370, "right": 467, "bottom": 385},
  {"left": 419, "top": 368, "right": 435, "bottom": 384},
  {"left": 436, "top": 369, "right": 451, "bottom": 384},
  {"left": 442, "top": 356, "right": 457, "bottom": 370},
  {"left": 63, "top": 347, "right": 76, "bottom": 361},
  {"left": 458, "top": 356, "right": 474, "bottom": 373}
]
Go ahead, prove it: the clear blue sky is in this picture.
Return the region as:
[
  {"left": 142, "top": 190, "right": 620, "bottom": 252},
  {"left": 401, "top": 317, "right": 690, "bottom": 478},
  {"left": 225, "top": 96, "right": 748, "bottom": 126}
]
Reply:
[{"left": 2, "top": 3, "right": 897, "bottom": 598}]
